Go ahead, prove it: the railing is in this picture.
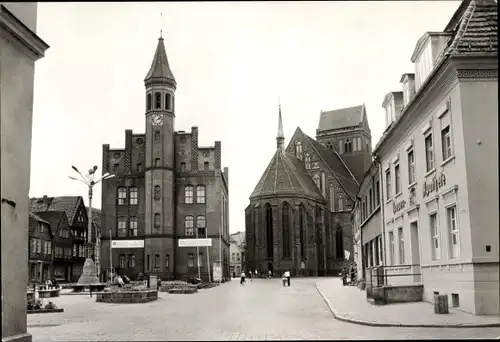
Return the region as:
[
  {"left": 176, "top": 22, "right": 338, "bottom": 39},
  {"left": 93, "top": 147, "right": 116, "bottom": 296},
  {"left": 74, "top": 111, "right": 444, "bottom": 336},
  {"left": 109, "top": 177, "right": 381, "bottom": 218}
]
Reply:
[{"left": 367, "top": 264, "right": 422, "bottom": 288}]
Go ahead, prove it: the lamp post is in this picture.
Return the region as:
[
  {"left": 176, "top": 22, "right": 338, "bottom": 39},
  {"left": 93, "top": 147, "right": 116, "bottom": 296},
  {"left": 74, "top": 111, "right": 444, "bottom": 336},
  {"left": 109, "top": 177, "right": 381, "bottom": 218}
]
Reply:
[{"left": 69, "top": 165, "right": 115, "bottom": 286}]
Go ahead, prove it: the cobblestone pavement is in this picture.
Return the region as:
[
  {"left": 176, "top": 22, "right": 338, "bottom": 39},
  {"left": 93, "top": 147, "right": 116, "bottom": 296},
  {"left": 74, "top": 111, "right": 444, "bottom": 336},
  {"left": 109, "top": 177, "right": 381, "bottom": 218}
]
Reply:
[{"left": 28, "top": 278, "right": 500, "bottom": 341}]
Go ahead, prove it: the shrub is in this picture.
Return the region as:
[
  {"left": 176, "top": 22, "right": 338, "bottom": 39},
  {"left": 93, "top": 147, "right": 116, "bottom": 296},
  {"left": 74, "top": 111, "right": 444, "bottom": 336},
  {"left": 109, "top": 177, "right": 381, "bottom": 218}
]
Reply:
[
  {"left": 45, "top": 301, "right": 57, "bottom": 310},
  {"left": 27, "top": 298, "right": 43, "bottom": 310}
]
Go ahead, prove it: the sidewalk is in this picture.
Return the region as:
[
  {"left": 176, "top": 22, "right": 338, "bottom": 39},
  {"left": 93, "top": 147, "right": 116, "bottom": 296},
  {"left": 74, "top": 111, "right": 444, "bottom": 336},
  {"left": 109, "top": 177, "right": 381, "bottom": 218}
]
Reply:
[{"left": 315, "top": 278, "right": 500, "bottom": 328}]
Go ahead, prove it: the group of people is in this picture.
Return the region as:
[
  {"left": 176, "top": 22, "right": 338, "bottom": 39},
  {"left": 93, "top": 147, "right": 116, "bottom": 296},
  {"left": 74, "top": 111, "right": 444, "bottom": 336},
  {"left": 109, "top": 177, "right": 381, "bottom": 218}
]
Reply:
[
  {"left": 341, "top": 263, "right": 357, "bottom": 286},
  {"left": 239, "top": 269, "right": 292, "bottom": 287}
]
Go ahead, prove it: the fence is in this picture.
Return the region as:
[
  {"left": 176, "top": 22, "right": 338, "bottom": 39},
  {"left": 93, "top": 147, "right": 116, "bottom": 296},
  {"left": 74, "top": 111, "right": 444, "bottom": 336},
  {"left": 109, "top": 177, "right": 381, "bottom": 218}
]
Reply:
[{"left": 367, "top": 264, "right": 422, "bottom": 289}]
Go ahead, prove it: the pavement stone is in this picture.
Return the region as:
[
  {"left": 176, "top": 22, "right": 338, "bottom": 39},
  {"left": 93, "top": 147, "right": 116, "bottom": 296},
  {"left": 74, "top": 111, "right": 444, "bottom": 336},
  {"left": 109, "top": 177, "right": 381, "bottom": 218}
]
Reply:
[
  {"left": 28, "top": 278, "right": 500, "bottom": 341},
  {"left": 315, "top": 278, "right": 500, "bottom": 328}
]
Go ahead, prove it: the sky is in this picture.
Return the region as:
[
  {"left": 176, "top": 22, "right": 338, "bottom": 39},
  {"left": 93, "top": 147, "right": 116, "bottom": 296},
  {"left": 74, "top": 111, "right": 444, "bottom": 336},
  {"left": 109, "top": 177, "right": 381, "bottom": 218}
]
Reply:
[{"left": 30, "top": 1, "right": 461, "bottom": 234}]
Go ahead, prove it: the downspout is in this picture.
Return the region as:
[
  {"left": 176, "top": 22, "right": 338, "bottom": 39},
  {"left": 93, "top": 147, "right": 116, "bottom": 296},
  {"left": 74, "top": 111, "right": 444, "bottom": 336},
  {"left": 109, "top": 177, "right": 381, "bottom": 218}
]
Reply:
[
  {"left": 373, "top": 156, "right": 386, "bottom": 284},
  {"left": 356, "top": 197, "right": 365, "bottom": 280}
]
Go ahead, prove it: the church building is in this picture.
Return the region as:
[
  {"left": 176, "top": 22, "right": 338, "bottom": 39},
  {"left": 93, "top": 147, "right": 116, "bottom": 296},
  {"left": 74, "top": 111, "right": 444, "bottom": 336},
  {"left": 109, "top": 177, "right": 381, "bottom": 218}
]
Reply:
[
  {"left": 100, "top": 35, "right": 230, "bottom": 281},
  {"left": 245, "top": 104, "right": 371, "bottom": 276}
]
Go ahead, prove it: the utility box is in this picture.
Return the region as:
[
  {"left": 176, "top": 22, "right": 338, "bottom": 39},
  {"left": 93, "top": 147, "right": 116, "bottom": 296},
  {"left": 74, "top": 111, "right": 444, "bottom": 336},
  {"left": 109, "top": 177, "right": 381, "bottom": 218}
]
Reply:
[{"left": 434, "top": 294, "right": 449, "bottom": 314}]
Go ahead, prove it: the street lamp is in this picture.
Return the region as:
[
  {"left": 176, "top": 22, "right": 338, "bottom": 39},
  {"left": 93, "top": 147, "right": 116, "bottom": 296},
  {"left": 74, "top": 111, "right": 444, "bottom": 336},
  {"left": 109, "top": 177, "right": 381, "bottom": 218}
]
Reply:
[{"left": 69, "top": 165, "right": 115, "bottom": 286}]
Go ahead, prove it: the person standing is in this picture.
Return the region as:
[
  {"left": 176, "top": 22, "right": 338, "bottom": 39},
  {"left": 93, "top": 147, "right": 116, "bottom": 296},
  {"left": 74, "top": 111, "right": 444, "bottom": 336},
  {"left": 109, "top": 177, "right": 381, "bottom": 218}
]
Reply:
[
  {"left": 268, "top": 270, "right": 272, "bottom": 279},
  {"left": 240, "top": 271, "right": 246, "bottom": 285},
  {"left": 254, "top": 269, "right": 258, "bottom": 279},
  {"left": 341, "top": 267, "right": 347, "bottom": 286},
  {"left": 284, "top": 269, "right": 291, "bottom": 287}
]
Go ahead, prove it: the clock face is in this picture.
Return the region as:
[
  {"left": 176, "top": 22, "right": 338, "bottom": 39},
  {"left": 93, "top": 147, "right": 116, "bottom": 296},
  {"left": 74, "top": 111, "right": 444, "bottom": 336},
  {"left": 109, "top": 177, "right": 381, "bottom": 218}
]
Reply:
[{"left": 152, "top": 114, "right": 164, "bottom": 126}]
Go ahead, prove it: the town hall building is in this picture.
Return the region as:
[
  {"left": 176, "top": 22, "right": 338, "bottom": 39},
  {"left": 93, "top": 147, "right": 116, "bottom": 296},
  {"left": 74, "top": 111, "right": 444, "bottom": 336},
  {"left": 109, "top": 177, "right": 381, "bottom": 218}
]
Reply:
[
  {"left": 245, "top": 104, "right": 371, "bottom": 276},
  {"left": 100, "top": 35, "right": 230, "bottom": 281}
]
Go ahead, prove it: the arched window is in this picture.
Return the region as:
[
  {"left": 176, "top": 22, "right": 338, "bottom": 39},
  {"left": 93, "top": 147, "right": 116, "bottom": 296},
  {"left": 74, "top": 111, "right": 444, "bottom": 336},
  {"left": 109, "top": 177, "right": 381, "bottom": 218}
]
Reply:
[
  {"left": 313, "top": 173, "right": 321, "bottom": 190},
  {"left": 265, "top": 203, "right": 273, "bottom": 258},
  {"left": 130, "top": 187, "right": 138, "bottom": 205},
  {"left": 329, "top": 183, "right": 335, "bottom": 212},
  {"left": 155, "top": 92, "right": 161, "bottom": 109},
  {"left": 196, "top": 185, "right": 205, "bottom": 204},
  {"left": 304, "top": 153, "right": 311, "bottom": 169},
  {"left": 326, "top": 141, "right": 333, "bottom": 150},
  {"left": 185, "top": 216, "right": 194, "bottom": 236},
  {"left": 117, "top": 187, "right": 127, "bottom": 205},
  {"left": 154, "top": 185, "right": 161, "bottom": 201},
  {"left": 282, "top": 202, "right": 291, "bottom": 258},
  {"left": 147, "top": 93, "right": 152, "bottom": 111},
  {"left": 299, "top": 204, "right": 306, "bottom": 260},
  {"left": 336, "top": 225, "right": 344, "bottom": 259},
  {"left": 295, "top": 141, "right": 303, "bottom": 159},
  {"left": 185, "top": 185, "right": 194, "bottom": 204},
  {"left": 165, "top": 93, "right": 172, "bottom": 111},
  {"left": 196, "top": 215, "right": 206, "bottom": 236},
  {"left": 344, "top": 139, "right": 352, "bottom": 153},
  {"left": 253, "top": 206, "right": 259, "bottom": 255}
]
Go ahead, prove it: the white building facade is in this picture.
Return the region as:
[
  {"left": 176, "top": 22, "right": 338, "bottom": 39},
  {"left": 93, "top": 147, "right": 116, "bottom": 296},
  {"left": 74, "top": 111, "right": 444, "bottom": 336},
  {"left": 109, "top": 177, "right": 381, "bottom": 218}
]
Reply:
[{"left": 373, "top": 0, "right": 498, "bottom": 315}]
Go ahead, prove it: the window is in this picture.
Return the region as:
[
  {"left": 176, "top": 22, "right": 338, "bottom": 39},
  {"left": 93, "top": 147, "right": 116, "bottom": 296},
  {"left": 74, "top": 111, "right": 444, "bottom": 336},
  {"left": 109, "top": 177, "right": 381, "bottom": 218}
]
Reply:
[
  {"left": 185, "top": 216, "right": 194, "bottom": 236},
  {"left": 117, "top": 217, "right": 127, "bottom": 237},
  {"left": 441, "top": 125, "right": 452, "bottom": 161},
  {"left": 196, "top": 185, "right": 206, "bottom": 204},
  {"left": 368, "top": 188, "right": 373, "bottom": 213},
  {"left": 146, "top": 254, "right": 150, "bottom": 271},
  {"left": 130, "top": 187, "right": 138, "bottom": 205},
  {"left": 447, "top": 206, "right": 460, "bottom": 259},
  {"left": 185, "top": 185, "right": 194, "bottom": 204},
  {"left": 180, "top": 162, "right": 186, "bottom": 172},
  {"left": 408, "top": 150, "right": 416, "bottom": 184},
  {"left": 155, "top": 131, "right": 161, "bottom": 141},
  {"left": 305, "top": 153, "right": 311, "bottom": 169},
  {"left": 155, "top": 92, "right": 161, "bottom": 109},
  {"left": 155, "top": 254, "right": 160, "bottom": 270},
  {"left": 338, "top": 140, "right": 343, "bottom": 154},
  {"left": 398, "top": 227, "right": 405, "bottom": 264},
  {"left": 329, "top": 183, "right": 335, "bottom": 212},
  {"left": 154, "top": 214, "right": 161, "bottom": 229},
  {"left": 385, "top": 170, "right": 392, "bottom": 199},
  {"left": 117, "top": 187, "right": 127, "bottom": 205},
  {"left": 128, "top": 254, "right": 135, "bottom": 268},
  {"left": 313, "top": 173, "right": 321, "bottom": 190},
  {"left": 154, "top": 185, "right": 161, "bottom": 201},
  {"left": 338, "top": 197, "right": 344, "bottom": 211},
  {"left": 165, "top": 93, "right": 171, "bottom": 110},
  {"left": 335, "top": 225, "right": 343, "bottom": 259},
  {"left": 282, "top": 202, "right": 291, "bottom": 258},
  {"left": 232, "top": 253, "right": 235, "bottom": 261},
  {"left": 395, "top": 164, "right": 401, "bottom": 195},
  {"left": 187, "top": 253, "right": 194, "bottom": 267},
  {"left": 199, "top": 253, "right": 204, "bottom": 267},
  {"left": 129, "top": 217, "right": 138, "bottom": 236},
  {"left": 236, "top": 253, "right": 240, "bottom": 261},
  {"left": 312, "top": 161, "right": 320, "bottom": 169},
  {"left": 425, "top": 134, "right": 434, "bottom": 172},
  {"left": 295, "top": 141, "right": 303, "bottom": 159},
  {"left": 204, "top": 161, "right": 209, "bottom": 171},
  {"left": 375, "top": 180, "right": 380, "bottom": 207},
  {"left": 265, "top": 203, "right": 273, "bottom": 258},
  {"left": 114, "top": 163, "right": 119, "bottom": 172},
  {"left": 430, "top": 213, "right": 440, "bottom": 260},
  {"left": 119, "top": 254, "right": 126, "bottom": 268},
  {"left": 389, "top": 231, "right": 395, "bottom": 265},
  {"left": 137, "top": 163, "right": 143, "bottom": 172},
  {"left": 344, "top": 139, "right": 352, "bottom": 153},
  {"left": 165, "top": 254, "right": 169, "bottom": 270},
  {"left": 155, "top": 158, "right": 160, "bottom": 167},
  {"left": 197, "top": 215, "right": 206, "bottom": 236},
  {"left": 73, "top": 245, "right": 77, "bottom": 257},
  {"left": 147, "top": 93, "right": 152, "bottom": 111},
  {"left": 326, "top": 141, "right": 333, "bottom": 150}
]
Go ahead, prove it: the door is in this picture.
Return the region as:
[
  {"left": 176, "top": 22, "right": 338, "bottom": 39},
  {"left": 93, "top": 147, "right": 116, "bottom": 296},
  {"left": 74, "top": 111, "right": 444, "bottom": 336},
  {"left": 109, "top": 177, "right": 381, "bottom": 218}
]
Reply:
[{"left": 410, "top": 221, "right": 421, "bottom": 283}]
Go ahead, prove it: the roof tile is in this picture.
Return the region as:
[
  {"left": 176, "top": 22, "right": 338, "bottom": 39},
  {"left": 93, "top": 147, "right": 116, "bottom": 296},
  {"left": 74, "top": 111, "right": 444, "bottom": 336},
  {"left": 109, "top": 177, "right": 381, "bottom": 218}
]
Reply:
[{"left": 317, "top": 105, "right": 364, "bottom": 132}]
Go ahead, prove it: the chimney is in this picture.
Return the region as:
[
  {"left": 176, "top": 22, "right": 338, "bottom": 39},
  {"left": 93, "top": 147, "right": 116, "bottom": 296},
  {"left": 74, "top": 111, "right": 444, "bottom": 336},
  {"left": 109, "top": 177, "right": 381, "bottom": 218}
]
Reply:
[{"left": 400, "top": 73, "right": 416, "bottom": 107}]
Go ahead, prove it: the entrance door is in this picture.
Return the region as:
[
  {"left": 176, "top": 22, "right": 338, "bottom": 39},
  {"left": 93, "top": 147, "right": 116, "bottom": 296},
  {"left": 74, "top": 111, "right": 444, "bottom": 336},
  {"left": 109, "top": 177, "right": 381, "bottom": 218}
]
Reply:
[{"left": 410, "top": 221, "right": 421, "bottom": 283}]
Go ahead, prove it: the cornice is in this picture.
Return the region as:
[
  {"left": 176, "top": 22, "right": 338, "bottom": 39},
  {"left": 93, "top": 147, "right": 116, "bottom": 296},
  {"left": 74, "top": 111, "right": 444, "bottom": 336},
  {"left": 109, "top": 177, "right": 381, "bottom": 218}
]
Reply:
[{"left": 0, "top": 5, "right": 49, "bottom": 61}]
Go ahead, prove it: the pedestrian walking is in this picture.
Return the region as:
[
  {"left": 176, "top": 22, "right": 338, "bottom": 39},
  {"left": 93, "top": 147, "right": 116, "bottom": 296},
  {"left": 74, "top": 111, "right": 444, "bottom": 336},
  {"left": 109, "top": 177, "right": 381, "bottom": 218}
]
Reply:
[
  {"left": 350, "top": 264, "right": 356, "bottom": 286},
  {"left": 254, "top": 269, "right": 258, "bottom": 279},
  {"left": 341, "top": 267, "right": 347, "bottom": 286},
  {"left": 284, "top": 269, "right": 291, "bottom": 287},
  {"left": 282, "top": 273, "right": 287, "bottom": 287},
  {"left": 240, "top": 271, "right": 246, "bottom": 285},
  {"left": 268, "top": 270, "right": 272, "bottom": 279}
]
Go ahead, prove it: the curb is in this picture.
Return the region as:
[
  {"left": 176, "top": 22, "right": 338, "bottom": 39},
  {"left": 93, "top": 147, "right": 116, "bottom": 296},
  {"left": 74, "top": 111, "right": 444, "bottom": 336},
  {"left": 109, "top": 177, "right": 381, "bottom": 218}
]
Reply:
[{"left": 314, "top": 283, "right": 500, "bottom": 329}]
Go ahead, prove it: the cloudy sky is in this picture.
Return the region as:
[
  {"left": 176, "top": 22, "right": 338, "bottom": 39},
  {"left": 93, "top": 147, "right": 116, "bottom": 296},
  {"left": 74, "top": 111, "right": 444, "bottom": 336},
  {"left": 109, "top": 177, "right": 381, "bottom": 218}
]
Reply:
[{"left": 30, "top": 1, "right": 461, "bottom": 233}]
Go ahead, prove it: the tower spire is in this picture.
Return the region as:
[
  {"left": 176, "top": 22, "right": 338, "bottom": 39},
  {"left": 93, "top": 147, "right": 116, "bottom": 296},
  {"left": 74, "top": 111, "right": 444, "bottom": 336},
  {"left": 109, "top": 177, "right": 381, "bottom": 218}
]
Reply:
[
  {"left": 144, "top": 29, "right": 176, "bottom": 89},
  {"left": 277, "top": 100, "right": 285, "bottom": 150}
]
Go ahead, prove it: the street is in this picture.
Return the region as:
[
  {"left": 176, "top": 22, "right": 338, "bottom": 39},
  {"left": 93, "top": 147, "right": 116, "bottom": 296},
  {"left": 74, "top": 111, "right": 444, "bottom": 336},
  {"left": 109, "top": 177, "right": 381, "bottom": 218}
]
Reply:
[{"left": 28, "top": 278, "right": 500, "bottom": 341}]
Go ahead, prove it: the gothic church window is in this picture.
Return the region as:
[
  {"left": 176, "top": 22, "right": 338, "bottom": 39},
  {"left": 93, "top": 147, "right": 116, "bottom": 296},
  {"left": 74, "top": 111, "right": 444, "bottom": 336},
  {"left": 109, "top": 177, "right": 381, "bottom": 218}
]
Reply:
[
  {"left": 117, "top": 187, "right": 127, "bottom": 205},
  {"left": 304, "top": 153, "right": 311, "bottom": 169},
  {"left": 313, "top": 173, "right": 321, "bottom": 190},
  {"left": 338, "top": 140, "right": 343, "bottom": 154},
  {"left": 155, "top": 92, "right": 161, "bottom": 109},
  {"left": 338, "top": 197, "right": 344, "bottom": 211},
  {"left": 329, "top": 183, "right": 335, "bottom": 212},
  {"left": 282, "top": 202, "right": 291, "bottom": 258},
  {"left": 196, "top": 185, "right": 206, "bottom": 204},
  {"left": 299, "top": 204, "right": 305, "bottom": 259},
  {"left": 295, "top": 141, "right": 303, "bottom": 160},
  {"left": 154, "top": 185, "right": 161, "bottom": 201},
  {"left": 336, "top": 225, "right": 344, "bottom": 259},
  {"left": 147, "top": 94, "right": 152, "bottom": 111},
  {"left": 265, "top": 203, "right": 273, "bottom": 258},
  {"left": 185, "top": 186, "right": 194, "bottom": 204},
  {"left": 185, "top": 216, "right": 194, "bottom": 236},
  {"left": 344, "top": 139, "right": 352, "bottom": 153}
]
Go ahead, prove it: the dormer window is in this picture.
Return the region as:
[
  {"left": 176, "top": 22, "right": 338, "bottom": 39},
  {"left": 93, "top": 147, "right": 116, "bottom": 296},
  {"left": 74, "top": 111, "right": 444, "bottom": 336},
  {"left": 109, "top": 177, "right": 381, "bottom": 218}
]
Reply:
[
  {"left": 155, "top": 92, "right": 161, "bottom": 109},
  {"left": 295, "top": 141, "right": 303, "bottom": 160},
  {"left": 147, "top": 94, "right": 152, "bottom": 111},
  {"left": 414, "top": 42, "right": 433, "bottom": 91},
  {"left": 401, "top": 74, "right": 416, "bottom": 107}
]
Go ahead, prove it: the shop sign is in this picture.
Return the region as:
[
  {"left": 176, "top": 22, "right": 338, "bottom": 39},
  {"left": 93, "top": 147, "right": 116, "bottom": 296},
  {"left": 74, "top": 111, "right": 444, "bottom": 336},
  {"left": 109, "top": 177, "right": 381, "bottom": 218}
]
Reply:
[
  {"left": 423, "top": 173, "right": 447, "bottom": 197},
  {"left": 393, "top": 200, "right": 406, "bottom": 214}
]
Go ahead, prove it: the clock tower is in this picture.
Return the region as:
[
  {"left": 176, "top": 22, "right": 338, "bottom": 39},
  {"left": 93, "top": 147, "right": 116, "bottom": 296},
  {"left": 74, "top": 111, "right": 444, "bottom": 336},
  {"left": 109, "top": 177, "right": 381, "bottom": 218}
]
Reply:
[{"left": 144, "top": 34, "right": 176, "bottom": 274}]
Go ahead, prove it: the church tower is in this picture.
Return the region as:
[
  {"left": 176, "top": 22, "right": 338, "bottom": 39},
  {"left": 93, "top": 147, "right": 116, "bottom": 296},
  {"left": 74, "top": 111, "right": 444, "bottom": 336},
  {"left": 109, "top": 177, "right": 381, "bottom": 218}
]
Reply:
[{"left": 144, "top": 34, "right": 177, "bottom": 274}]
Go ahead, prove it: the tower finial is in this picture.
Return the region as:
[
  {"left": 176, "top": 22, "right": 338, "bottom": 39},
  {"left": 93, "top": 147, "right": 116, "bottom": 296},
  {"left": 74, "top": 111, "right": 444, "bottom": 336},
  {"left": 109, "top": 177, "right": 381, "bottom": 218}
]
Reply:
[
  {"left": 277, "top": 99, "right": 285, "bottom": 150},
  {"left": 160, "top": 12, "right": 163, "bottom": 38}
]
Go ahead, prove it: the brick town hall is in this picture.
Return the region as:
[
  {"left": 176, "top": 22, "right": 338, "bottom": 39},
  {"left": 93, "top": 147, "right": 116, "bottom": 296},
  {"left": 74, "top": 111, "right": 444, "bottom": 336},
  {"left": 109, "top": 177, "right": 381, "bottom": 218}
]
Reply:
[
  {"left": 99, "top": 35, "right": 230, "bottom": 281},
  {"left": 245, "top": 104, "right": 372, "bottom": 276}
]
